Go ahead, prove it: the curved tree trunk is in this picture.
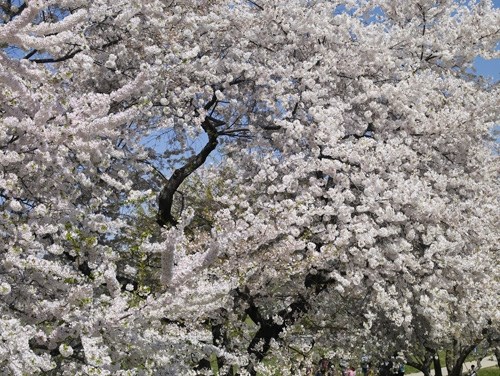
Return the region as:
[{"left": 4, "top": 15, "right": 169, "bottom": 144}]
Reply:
[
  {"left": 157, "top": 106, "right": 219, "bottom": 227},
  {"left": 157, "top": 77, "right": 246, "bottom": 228}
]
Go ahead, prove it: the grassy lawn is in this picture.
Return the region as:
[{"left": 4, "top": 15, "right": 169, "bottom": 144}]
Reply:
[
  {"left": 405, "top": 365, "right": 420, "bottom": 374},
  {"left": 477, "top": 366, "right": 499, "bottom": 376},
  {"left": 405, "top": 349, "right": 493, "bottom": 375},
  {"left": 406, "top": 365, "right": 498, "bottom": 376}
]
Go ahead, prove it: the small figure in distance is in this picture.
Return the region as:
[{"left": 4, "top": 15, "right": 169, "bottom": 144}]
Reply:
[
  {"left": 316, "top": 358, "right": 332, "bottom": 376},
  {"left": 469, "top": 365, "right": 477, "bottom": 376},
  {"left": 367, "top": 363, "right": 376, "bottom": 376},
  {"left": 397, "top": 361, "right": 405, "bottom": 376},
  {"left": 346, "top": 366, "right": 357, "bottom": 376}
]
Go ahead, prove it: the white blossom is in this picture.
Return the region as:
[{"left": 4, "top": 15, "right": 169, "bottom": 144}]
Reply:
[
  {"left": 0, "top": 0, "right": 498, "bottom": 374},
  {"left": 0, "top": 282, "right": 11, "bottom": 295},
  {"left": 58, "top": 344, "right": 73, "bottom": 358}
]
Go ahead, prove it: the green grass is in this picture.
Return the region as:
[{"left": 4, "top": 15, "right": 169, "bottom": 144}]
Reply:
[
  {"left": 406, "top": 350, "right": 493, "bottom": 375},
  {"left": 406, "top": 365, "right": 498, "bottom": 376},
  {"left": 477, "top": 366, "right": 499, "bottom": 376},
  {"left": 405, "top": 365, "right": 420, "bottom": 374}
]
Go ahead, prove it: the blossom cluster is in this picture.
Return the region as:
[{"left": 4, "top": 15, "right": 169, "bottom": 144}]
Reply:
[{"left": 0, "top": 0, "right": 498, "bottom": 374}]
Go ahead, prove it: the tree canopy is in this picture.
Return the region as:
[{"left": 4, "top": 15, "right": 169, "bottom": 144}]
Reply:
[{"left": 0, "top": 0, "right": 499, "bottom": 375}]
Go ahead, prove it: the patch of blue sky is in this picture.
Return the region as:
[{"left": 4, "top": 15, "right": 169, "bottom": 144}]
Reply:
[
  {"left": 4, "top": 44, "right": 54, "bottom": 62},
  {"left": 471, "top": 0, "right": 500, "bottom": 83},
  {"left": 2, "top": 2, "right": 74, "bottom": 68},
  {"left": 472, "top": 56, "right": 499, "bottom": 83},
  {"left": 333, "top": 4, "right": 356, "bottom": 17}
]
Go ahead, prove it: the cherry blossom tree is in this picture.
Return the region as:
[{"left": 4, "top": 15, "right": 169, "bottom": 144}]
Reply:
[{"left": 0, "top": 0, "right": 499, "bottom": 375}]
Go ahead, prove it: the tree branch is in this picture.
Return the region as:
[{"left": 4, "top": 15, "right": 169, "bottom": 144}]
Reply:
[
  {"left": 247, "top": 1, "right": 264, "bottom": 11},
  {"left": 157, "top": 114, "right": 219, "bottom": 227},
  {"left": 30, "top": 48, "right": 82, "bottom": 64},
  {"left": 156, "top": 78, "right": 246, "bottom": 227}
]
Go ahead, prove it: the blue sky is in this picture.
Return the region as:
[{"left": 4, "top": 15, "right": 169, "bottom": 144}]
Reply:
[
  {"left": 474, "top": 0, "right": 500, "bottom": 82},
  {"left": 474, "top": 56, "right": 499, "bottom": 82}
]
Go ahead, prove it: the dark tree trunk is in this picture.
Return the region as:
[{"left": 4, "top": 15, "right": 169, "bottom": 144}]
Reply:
[
  {"left": 406, "top": 350, "right": 434, "bottom": 376},
  {"left": 234, "top": 287, "right": 309, "bottom": 376},
  {"left": 433, "top": 354, "right": 443, "bottom": 376},
  {"left": 195, "top": 318, "right": 232, "bottom": 374},
  {"left": 157, "top": 112, "right": 219, "bottom": 227},
  {"left": 447, "top": 343, "right": 479, "bottom": 376},
  {"left": 156, "top": 78, "right": 245, "bottom": 228},
  {"left": 406, "top": 363, "right": 431, "bottom": 376}
]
